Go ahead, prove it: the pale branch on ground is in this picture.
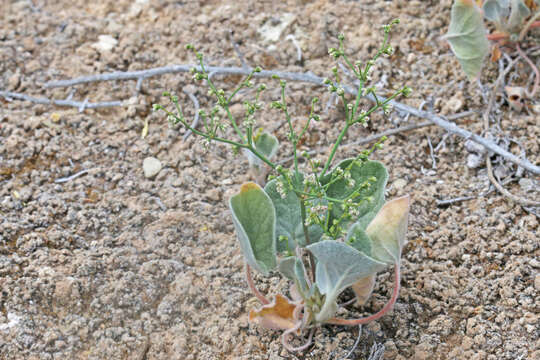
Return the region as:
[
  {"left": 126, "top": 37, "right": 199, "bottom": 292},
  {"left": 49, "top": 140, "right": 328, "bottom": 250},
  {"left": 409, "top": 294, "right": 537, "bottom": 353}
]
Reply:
[
  {"left": 482, "top": 57, "right": 540, "bottom": 207},
  {"left": 54, "top": 169, "right": 90, "bottom": 183},
  {"left": 5, "top": 64, "right": 535, "bottom": 175},
  {"left": 0, "top": 90, "right": 122, "bottom": 111}
]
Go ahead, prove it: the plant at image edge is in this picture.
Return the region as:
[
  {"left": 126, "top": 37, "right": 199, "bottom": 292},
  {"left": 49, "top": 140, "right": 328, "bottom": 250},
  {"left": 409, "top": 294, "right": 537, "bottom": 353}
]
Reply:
[
  {"left": 445, "top": 0, "right": 540, "bottom": 79},
  {"left": 154, "top": 20, "right": 412, "bottom": 351}
]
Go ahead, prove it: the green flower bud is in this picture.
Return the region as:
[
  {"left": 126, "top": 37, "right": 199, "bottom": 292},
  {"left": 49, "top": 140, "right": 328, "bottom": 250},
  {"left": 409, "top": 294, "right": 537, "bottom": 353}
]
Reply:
[{"left": 402, "top": 86, "right": 412, "bottom": 97}]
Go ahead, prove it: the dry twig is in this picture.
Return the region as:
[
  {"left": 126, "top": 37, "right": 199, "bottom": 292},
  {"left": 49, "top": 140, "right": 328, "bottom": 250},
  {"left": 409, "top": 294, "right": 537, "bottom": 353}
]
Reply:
[
  {"left": 482, "top": 57, "right": 540, "bottom": 207},
  {"left": 54, "top": 169, "right": 91, "bottom": 183},
  {"left": 0, "top": 90, "right": 121, "bottom": 111},
  {"left": 340, "top": 325, "right": 362, "bottom": 360}
]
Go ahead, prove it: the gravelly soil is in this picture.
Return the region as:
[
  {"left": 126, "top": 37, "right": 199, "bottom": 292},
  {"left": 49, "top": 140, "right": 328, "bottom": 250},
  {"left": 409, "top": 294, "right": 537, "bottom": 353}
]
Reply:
[{"left": 1, "top": 1, "right": 539, "bottom": 359}]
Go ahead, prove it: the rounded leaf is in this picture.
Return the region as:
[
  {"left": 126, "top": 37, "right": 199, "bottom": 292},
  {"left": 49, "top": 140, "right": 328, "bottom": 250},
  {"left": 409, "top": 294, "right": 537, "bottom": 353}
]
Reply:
[
  {"left": 229, "top": 182, "right": 277, "bottom": 274},
  {"left": 444, "top": 0, "right": 490, "bottom": 79}
]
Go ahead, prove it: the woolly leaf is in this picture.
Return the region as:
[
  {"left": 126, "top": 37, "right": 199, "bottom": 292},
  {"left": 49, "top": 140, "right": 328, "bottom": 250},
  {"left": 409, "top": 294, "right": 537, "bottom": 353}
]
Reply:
[
  {"left": 294, "top": 258, "right": 309, "bottom": 294},
  {"left": 508, "top": 0, "right": 531, "bottom": 30},
  {"left": 365, "top": 195, "right": 410, "bottom": 264},
  {"left": 345, "top": 196, "right": 410, "bottom": 305},
  {"left": 346, "top": 222, "right": 374, "bottom": 255},
  {"left": 320, "top": 159, "right": 388, "bottom": 228},
  {"left": 307, "top": 240, "right": 386, "bottom": 322},
  {"left": 351, "top": 274, "right": 377, "bottom": 306},
  {"left": 445, "top": 0, "right": 490, "bottom": 79},
  {"left": 277, "top": 256, "right": 296, "bottom": 280},
  {"left": 265, "top": 176, "right": 323, "bottom": 253},
  {"left": 255, "top": 132, "right": 279, "bottom": 159},
  {"left": 229, "top": 182, "right": 276, "bottom": 275},
  {"left": 244, "top": 132, "right": 279, "bottom": 173},
  {"left": 483, "top": 0, "right": 510, "bottom": 23}
]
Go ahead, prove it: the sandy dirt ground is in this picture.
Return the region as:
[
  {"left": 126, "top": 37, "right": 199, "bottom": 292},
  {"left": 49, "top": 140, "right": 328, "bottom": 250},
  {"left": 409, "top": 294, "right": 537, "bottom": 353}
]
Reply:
[{"left": 1, "top": 0, "right": 539, "bottom": 359}]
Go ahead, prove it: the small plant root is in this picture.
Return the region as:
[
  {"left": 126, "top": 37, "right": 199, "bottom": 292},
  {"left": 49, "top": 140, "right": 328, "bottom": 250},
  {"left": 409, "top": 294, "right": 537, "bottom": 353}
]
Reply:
[
  {"left": 281, "top": 323, "right": 315, "bottom": 352},
  {"left": 325, "top": 266, "right": 401, "bottom": 326},
  {"left": 245, "top": 264, "right": 270, "bottom": 305}
]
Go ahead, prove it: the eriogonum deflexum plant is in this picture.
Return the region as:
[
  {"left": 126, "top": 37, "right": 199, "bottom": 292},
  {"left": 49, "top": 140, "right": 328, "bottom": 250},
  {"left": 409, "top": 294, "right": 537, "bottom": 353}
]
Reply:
[
  {"left": 445, "top": 0, "right": 540, "bottom": 79},
  {"left": 154, "top": 20, "right": 412, "bottom": 352}
]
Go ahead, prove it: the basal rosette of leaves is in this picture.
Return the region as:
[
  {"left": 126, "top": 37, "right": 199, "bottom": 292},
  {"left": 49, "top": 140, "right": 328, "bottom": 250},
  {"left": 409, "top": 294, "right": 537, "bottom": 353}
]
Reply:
[
  {"left": 445, "top": 0, "right": 540, "bottom": 79},
  {"left": 230, "top": 164, "right": 410, "bottom": 349},
  {"left": 155, "top": 19, "right": 412, "bottom": 352}
]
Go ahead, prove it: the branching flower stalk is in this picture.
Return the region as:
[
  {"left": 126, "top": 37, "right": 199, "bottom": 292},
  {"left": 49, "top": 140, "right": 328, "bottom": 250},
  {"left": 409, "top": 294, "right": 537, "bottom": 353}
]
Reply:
[{"left": 155, "top": 19, "right": 412, "bottom": 352}]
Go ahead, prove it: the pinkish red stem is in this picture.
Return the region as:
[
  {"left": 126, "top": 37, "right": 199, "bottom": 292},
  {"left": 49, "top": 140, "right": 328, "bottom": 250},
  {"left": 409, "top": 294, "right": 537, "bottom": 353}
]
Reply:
[
  {"left": 486, "top": 21, "right": 540, "bottom": 41},
  {"left": 245, "top": 264, "right": 270, "bottom": 305},
  {"left": 325, "top": 265, "right": 401, "bottom": 326}
]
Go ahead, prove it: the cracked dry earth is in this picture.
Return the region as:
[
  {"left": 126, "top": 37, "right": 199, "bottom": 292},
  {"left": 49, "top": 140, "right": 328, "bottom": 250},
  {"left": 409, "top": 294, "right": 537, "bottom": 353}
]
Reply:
[{"left": 1, "top": 0, "right": 539, "bottom": 359}]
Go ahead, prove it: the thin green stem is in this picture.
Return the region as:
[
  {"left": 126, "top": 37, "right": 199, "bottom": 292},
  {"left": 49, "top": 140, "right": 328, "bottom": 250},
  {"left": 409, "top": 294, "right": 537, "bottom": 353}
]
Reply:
[
  {"left": 320, "top": 124, "right": 349, "bottom": 177},
  {"left": 351, "top": 79, "right": 365, "bottom": 120},
  {"left": 199, "top": 59, "right": 245, "bottom": 142},
  {"left": 299, "top": 199, "right": 316, "bottom": 282},
  {"left": 281, "top": 85, "right": 300, "bottom": 179}
]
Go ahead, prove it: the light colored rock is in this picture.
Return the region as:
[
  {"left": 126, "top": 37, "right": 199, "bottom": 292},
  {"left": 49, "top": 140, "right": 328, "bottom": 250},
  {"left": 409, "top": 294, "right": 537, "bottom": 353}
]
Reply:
[
  {"left": 143, "top": 157, "right": 162, "bottom": 178},
  {"left": 518, "top": 178, "right": 535, "bottom": 193},
  {"left": 8, "top": 73, "right": 20, "bottom": 90},
  {"left": 258, "top": 13, "right": 296, "bottom": 43},
  {"left": 442, "top": 94, "right": 464, "bottom": 115},
  {"left": 92, "top": 35, "right": 118, "bottom": 52},
  {"left": 54, "top": 278, "right": 75, "bottom": 304},
  {"left": 0, "top": 313, "right": 21, "bottom": 331},
  {"left": 393, "top": 178, "right": 408, "bottom": 190}
]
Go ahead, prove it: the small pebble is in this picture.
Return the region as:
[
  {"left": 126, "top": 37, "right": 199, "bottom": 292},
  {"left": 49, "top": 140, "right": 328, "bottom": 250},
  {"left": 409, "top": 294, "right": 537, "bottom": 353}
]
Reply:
[
  {"left": 92, "top": 35, "right": 118, "bottom": 52},
  {"left": 143, "top": 157, "right": 162, "bottom": 178},
  {"left": 393, "top": 178, "right": 408, "bottom": 190}
]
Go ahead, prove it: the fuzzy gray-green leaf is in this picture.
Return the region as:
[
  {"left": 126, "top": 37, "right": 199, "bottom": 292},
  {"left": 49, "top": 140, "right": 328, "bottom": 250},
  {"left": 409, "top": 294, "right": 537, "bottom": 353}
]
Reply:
[
  {"left": 321, "top": 159, "right": 387, "bottom": 227},
  {"left": 366, "top": 196, "right": 410, "bottom": 264},
  {"left": 277, "top": 256, "right": 296, "bottom": 280},
  {"left": 265, "top": 176, "right": 323, "bottom": 253},
  {"left": 445, "top": 0, "right": 490, "bottom": 79},
  {"left": 229, "top": 182, "right": 276, "bottom": 275},
  {"left": 307, "top": 240, "right": 386, "bottom": 322},
  {"left": 245, "top": 132, "right": 279, "bottom": 171},
  {"left": 483, "top": 0, "right": 509, "bottom": 23},
  {"left": 255, "top": 132, "right": 279, "bottom": 159},
  {"left": 346, "top": 222, "right": 374, "bottom": 257},
  {"left": 508, "top": 0, "right": 531, "bottom": 30}
]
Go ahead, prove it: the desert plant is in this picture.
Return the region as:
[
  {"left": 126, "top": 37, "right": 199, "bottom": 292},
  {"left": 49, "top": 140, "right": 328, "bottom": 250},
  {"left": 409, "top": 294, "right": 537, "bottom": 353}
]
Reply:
[
  {"left": 445, "top": 0, "right": 540, "bottom": 79},
  {"left": 154, "top": 20, "right": 411, "bottom": 351}
]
